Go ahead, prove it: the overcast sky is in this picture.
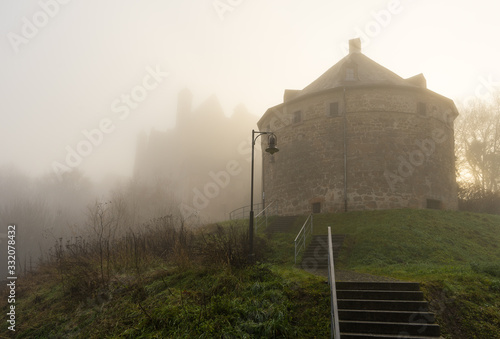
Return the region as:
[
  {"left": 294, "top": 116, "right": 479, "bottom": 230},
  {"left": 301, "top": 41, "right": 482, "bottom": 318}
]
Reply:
[{"left": 1, "top": 0, "right": 500, "bottom": 182}]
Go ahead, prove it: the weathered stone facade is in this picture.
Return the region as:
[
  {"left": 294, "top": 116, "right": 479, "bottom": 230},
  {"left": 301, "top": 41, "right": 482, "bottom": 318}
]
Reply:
[{"left": 257, "top": 39, "right": 458, "bottom": 215}]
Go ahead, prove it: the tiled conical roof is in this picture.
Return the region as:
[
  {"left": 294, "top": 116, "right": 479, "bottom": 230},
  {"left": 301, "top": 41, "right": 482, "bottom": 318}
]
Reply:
[{"left": 291, "top": 38, "right": 426, "bottom": 100}]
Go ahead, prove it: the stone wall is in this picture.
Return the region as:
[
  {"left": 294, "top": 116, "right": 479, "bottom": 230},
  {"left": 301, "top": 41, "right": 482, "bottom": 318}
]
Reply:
[{"left": 258, "top": 85, "right": 458, "bottom": 216}]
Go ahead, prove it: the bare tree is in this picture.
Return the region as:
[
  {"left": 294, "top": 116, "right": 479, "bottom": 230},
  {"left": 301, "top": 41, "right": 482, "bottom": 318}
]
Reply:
[{"left": 455, "top": 94, "right": 500, "bottom": 192}]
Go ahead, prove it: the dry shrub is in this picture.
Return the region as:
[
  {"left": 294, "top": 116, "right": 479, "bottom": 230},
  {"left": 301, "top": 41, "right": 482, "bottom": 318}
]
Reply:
[
  {"left": 458, "top": 184, "right": 500, "bottom": 215},
  {"left": 48, "top": 238, "right": 101, "bottom": 301},
  {"left": 198, "top": 225, "right": 250, "bottom": 268}
]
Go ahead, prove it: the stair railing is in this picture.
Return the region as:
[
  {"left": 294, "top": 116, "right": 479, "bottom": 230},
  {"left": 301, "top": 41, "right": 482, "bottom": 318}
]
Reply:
[
  {"left": 229, "top": 200, "right": 281, "bottom": 221},
  {"left": 254, "top": 200, "right": 277, "bottom": 232},
  {"left": 229, "top": 202, "right": 264, "bottom": 220},
  {"left": 327, "top": 226, "right": 341, "bottom": 339},
  {"left": 294, "top": 213, "right": 313, "bottom": 264}
]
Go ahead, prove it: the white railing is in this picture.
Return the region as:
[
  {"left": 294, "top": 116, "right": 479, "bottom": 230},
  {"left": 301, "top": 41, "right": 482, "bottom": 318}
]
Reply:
[
  {"left": 327, "top": 226, "right": 340, "bottom": 339},
  {"left": 254, "top": 200, "right": 277, "bottom": 232},
  {"left": 294, "top": 214, "right": 313, "bottom": 264}
]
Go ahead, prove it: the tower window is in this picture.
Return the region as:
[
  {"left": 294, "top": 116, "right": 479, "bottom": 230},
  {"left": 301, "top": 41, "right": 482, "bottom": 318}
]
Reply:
[
  {"left": 312, "top": 202, "right": 321, "bottom": 214},
  {"left": 426, "top": 199, "right": 442, "bottom": 210},
  {"left": 329, "top": 102, "right": 339, "bottom": 116},
  {"left": 346, "top": 68, "right": 355, "bottom": 81},
  {"left": 293, "top": 110, "right": 302, "bottom": 123}
]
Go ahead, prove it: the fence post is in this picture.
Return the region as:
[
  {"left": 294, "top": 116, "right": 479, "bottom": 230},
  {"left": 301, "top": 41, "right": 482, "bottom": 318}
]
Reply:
[{"left": 294, "top": 241, "right": 297, "bottom": 264}]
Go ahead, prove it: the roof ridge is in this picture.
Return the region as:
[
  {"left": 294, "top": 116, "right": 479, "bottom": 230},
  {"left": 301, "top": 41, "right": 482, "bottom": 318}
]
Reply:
[{"left": 296, "top": 51, "right": 419, "bottom": 99}]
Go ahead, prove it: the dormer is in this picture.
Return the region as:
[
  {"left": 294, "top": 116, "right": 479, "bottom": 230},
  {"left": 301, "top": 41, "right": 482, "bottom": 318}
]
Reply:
[{"left": 343, "top": 61, "right": 359, "bottom": 82}]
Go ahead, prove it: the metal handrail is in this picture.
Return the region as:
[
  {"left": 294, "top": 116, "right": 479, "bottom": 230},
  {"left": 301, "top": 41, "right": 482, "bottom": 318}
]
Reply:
[
  {"left": 294, "top": 214, "right": 313, "bottom": 264},
  {"left": 229, "top": 203, "right": 264, "bottom": 220},
  {"left": 327, "top": 226, "right": 340, "bottom": 339},
  {"left": 254, "top": 200, "right": 277, "bottom": 232}
]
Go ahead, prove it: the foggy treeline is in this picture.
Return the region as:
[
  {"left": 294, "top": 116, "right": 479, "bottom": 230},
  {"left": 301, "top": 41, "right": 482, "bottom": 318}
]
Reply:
[
  {"left": 0, "top": 168, "right": 91, "bottom": 277},
  {"left": 0, "top": 89, "right": 261, "bottom": 277}
]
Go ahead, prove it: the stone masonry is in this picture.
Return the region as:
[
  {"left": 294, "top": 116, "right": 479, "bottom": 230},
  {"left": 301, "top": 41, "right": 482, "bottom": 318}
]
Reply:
[{"left": 257, "top": 39, "right": 458, "bottom": 215}]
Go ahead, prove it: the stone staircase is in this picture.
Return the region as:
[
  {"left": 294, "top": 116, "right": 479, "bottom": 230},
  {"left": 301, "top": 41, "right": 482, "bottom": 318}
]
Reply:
[
  {"left": 265, "top": 216, "right": 297, "bottom": 233},
  {"left": 300, "top": 235, "right": 441, "bottom": 338},
  {"left": 336, "top": 281, "right": 441, "bottom": 338},
  {"left": 300, "top": 234, "right": 346, "bottom": 270}
]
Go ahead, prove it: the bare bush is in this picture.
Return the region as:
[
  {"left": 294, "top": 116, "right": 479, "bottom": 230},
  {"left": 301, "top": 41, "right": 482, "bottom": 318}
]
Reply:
[
  {"left": 48, "top": 237, "right": 100, "bottom": 300},
  {"left": 198, "top": 224, "right": 251, "bottom": 268},
  {"left": 458, "top": 183, "right": 500, "bottom": 215}
]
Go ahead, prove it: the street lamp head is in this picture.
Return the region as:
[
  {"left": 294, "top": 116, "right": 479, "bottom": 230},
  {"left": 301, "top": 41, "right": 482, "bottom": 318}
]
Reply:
[{"left": 265, "top": 134, "right": 279, "bottom": 154}]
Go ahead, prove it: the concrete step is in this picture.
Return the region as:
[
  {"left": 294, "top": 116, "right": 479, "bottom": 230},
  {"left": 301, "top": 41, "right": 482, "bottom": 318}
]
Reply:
[
  {"left": 336, "top": 282, "right": 421, "bottom": 291},
  {"left": 340, "top": 320, "right": 440, "bottom": 337},
  {"left": 335, "top": 281, "right": 440, "bottom": 338},
  {"left": 300, "top": 234, "right": 345, "bottom": 269},
  {"left": 338, "top": 299, "right": 429, "bottom": 312},
  {"left": 308, "top": 237, "right": 346, "bottom": 244},
  {"left": 337, "top": 290, "right": 424, "bottom": 301},
  {"left": 338, "top": 309, "right": 435, "bottom": 323},
  {"left": 303, "top": 249, "right": 343, "bottom": 255},
  {"left": 340, "top": 334, "right": 441, "bottom": 339},
  {"left": 302, "top": 248, "right": 343, "bottom": 254}
]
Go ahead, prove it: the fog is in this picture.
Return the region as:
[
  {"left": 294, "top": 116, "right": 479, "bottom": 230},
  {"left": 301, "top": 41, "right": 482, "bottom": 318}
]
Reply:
[{"left": 1, "top": 0, "right": 500, "bottom": 273}]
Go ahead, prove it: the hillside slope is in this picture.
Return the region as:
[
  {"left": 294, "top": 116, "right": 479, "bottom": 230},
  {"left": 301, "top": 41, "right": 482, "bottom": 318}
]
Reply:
[
  {"left": 0, "top": 209, "right": 499, "bottom": 338},
  {"left": 311, "top": 209, "right": 500, "bottom": 266},
  {"left": 309, "top": 209, "right": 500, "bottom": 338}
]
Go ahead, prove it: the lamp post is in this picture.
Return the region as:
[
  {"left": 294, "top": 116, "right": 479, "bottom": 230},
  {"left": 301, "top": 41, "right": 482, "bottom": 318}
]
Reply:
[{"left": 249, "top": 130, "right": 279, "bottom": 261}]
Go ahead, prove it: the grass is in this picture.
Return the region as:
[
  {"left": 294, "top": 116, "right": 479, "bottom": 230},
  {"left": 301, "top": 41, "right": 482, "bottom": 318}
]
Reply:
[
  {"left": 5, "top": 264, "right": 331, "bottom": 338},
  {"left": 1, "top": 209, "right": 499, "bottom": 338},
  {"left": 310, "top": 209, "right": 500, "bottom": 265},
  {"left": 311, "top": 209, "right": 500, "bottom": 338}
]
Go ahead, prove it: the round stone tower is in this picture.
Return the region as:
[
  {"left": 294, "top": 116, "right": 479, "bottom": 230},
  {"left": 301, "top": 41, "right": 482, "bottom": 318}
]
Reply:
[{"left": 257, "top": 39, "right": 458, "bottom": 215}]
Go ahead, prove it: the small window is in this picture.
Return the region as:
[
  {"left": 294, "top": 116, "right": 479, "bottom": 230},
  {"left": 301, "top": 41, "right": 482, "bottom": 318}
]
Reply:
[
  {"left": 346, "top": 68, "right": 355, "bottom": 81},
  {"left": 293, "top": 110, "right": 302, "bottom": 123},
  {"left": 312, "top": 202, "right": 321, "bottom": 214},
  {"left": 426, "top": 199, "right": 442, "bottom": 210},
  {"left": 417, "top": 102, "right": 427, "bottom": 115},
  {"left": 329, "top": 102, "right": 339, "bottom": 116}
]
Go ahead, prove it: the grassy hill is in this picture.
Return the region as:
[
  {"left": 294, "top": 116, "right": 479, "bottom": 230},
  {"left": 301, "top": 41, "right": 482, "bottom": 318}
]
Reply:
[
  {"left": 312, "top": 209, "right": 500, "bottom": 266},
  {"left": 1, "top": 209, "right": 499, "bottom": 338},
  {"left": 301, "top": 209, "right": 500, "bottom": 338}
]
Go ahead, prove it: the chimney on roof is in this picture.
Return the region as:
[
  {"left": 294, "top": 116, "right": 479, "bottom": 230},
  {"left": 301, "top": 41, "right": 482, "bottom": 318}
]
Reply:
[{"left": 349, "top": 38, "right": 362, "bottom": 54}]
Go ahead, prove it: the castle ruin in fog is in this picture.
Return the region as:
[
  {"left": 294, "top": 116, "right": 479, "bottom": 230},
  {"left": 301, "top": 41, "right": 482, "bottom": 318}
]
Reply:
[
  {"left": 133, "top": 89, "right": 260, "bottom": 221},
  {"left": 257, "top": 39, "right": 458, "bottom": 215}
]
